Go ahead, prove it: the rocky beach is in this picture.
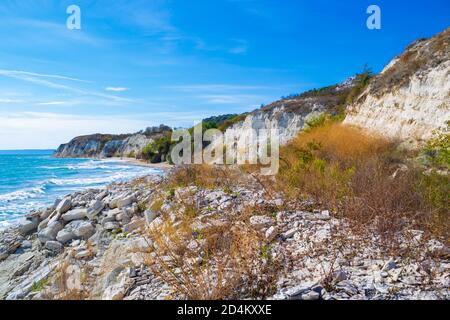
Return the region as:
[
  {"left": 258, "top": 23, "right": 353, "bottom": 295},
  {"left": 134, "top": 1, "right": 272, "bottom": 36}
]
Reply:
[{"left": 0, "top": 168, "right": 448, "bottom": 300}]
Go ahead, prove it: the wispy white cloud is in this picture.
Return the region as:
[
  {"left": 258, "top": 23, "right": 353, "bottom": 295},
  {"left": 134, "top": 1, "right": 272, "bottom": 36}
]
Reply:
[
  {"left": 35, "top": 101, "right": 68, "bottom": 106},
  {"left": 0, "top": 70, "right": 92, "bottom": 83},
  {"left": 0, "top": 69, "right": 134, "bottom": 104},
  {"left": 105, "top": 87, "right": 130, "bottom": 92},
  {"left": 0, "top": 98, "right": 25, "bottom": 104},
  {"left": 107, "top": 0, "right": 177, "bottom": 34}
]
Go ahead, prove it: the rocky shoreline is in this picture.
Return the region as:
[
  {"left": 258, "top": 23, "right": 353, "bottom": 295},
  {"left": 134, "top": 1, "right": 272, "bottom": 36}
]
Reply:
[{"left": 0, "top": 169, "right": 448, "bottom": 300}]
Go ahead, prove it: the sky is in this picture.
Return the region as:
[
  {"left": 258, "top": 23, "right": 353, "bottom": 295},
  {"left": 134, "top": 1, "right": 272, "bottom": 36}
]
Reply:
[{"left": 0, "top": 0, "right": 449, "bottom": 149}]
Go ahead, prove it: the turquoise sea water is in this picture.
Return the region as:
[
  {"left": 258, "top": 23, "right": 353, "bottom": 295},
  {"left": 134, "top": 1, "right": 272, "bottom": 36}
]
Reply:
[{"left": 0, "top": 150, "right": 161, "bottom": 229}]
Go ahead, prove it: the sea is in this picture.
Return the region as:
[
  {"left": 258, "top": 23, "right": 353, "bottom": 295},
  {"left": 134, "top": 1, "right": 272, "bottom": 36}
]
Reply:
[{"left": 0, "top": 150, "right": 162, "bottom": 229}]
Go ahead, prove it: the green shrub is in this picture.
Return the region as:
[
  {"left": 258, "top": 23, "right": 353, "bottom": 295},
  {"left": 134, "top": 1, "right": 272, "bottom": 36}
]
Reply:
[
  {"left": 142, "top": 133, "right": 174, "bottom": 163},
  {"left": 217, "top": 114, "right": 248, "bottom": 132},
  {"left": 304, "top": 113, "right": 332, "bottom": 132},
  {"left": 345, "top": 65, "right": 374, "bottom": 105},
  {"left": 31, "top": 278, "right": 49, "bottom": 293},
  {"left": 423, "top": 129, "right": 450, "bottom": 170}
]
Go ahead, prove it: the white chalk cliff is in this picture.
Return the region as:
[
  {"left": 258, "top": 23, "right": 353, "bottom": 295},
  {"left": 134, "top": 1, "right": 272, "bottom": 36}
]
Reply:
[{"left": 345, "top": 28, "right": 450, "bottom": 144}]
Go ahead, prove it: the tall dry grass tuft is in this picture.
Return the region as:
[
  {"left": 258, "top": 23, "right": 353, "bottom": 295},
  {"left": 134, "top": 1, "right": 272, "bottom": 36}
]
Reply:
[
  {"left": 145, "top": 209, "right": 280, "bottom": 300},
  {"left": 43, "top": 260, "right": 89, "bottom": 300},
  {"left": 165, "top": 164, "right": 244, "bottom": 191}
]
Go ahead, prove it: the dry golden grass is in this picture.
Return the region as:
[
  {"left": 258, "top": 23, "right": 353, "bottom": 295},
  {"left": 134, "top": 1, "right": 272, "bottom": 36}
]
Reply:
[
  {"left": 277, "top": 123, "right": 395, "bottom": 204},
  {"left": 45, "top": 260, "right": 89, "bottom": 300},
  {"left": 165, "top": 164, "right": 244, "bottom": 191},
  {"left": 276, "top": 123, "right": 449, "bottom": 246},
  {"left": 145, "top": 206, "right": 280, "bottom": 300},
  {"left": 284, "top": 122, "right": 393, "bottom": 167}
]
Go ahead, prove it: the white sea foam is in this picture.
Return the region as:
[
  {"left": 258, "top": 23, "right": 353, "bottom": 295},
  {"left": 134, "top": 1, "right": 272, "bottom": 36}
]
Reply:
[
  {"left": 46, "top": 170, "right": 149, "bottom": 186},
  {"left": 0, "top": 185, "right": 46, "bottom": 202},
  {"left": 0, "top": 156, "right": 162, "bottom": 224}
]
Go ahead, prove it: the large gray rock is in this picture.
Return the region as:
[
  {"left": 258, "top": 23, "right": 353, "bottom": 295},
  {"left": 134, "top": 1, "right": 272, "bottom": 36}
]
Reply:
[
  {"left": 87, "top": 200, "right": 105, "bottom": 220},
  {"left": 56, "top": 229, "right": 76, "bottom": 244},
  {"left": 56, "top": 197, "right": 72, "bottom": 214},
  {"left": 45, "top": 241, "right": 64, "bottom": 255},
  {"left": 109, "top": 195, "right": 122, "bottom": 209},
  {"left": 102, "top": 268, "right": 129, "bottom": 300},
  {"left": 123, "top": 219, "right": 143, "bottom": 233},
  {"left": 62, "top": 208, "right": 87, "bottom": 222},
  {"left": 70, "top": 221, "right": 96, "bottom": 239},
  {"left": 249, "top": 215, "right": 274, "bottom": 229},
  {"left": 39, "top": 208, "right": 53, "bottom": 221},
  {"left": 144, "top": 210, "right": 158, "bottom": 225},
  {"left": 5, "top": 260, "right": 59, "bottom": 299},
  {"left": 281, "top": 228, "right": 298, "bottom": 240},
  {"left": 103, "top": 222, "right": 120, "bottom": 231},
  {"left": 282, "top": 281, "right": 318, "bottom": 300},
  {"left": 56, "top": 221, "right": 95, "bottom": 243},
  {"left": 96, "top": 190, "right": 109, "bottom": 201},
  {"left": 116, "top": 195, "right": 136, "bottom": 209},
  {"left": 0, "top": 241, "right": 21, "bottom": 262},
  {"left": 265, "top": 226, "right": 279, "bottom": 241},
  {"left": 116, "top": 208, "right": 131, "bottom": 224},
  {"left": 17, "top": 219, "right": 39, "bottom": 235},
  {"left": 38, "top": 221, "right": 63, "bottom": 243},
  {"left": 301, "top": 291, "right": 320, "bottom": 300}
]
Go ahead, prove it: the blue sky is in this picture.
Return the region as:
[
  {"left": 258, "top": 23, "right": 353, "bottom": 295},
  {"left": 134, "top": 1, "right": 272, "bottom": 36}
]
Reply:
[{"left": 0, "top": 0, "right": 449, "bottom": 149}]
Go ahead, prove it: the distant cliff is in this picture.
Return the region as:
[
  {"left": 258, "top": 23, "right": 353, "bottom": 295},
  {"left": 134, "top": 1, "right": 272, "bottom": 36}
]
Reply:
[{"left": 54, "top": 125, "right": 172, "bottom": 159}]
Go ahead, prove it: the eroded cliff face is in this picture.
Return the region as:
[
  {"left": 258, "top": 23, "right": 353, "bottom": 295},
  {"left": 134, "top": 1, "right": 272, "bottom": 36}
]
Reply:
[
  {"left": 345, "top": 28, "right": 450, "bottom": 144},
  {"left": 222, "top": 79, "right": 356, "bottom": 145},
  {"left": 226, "top": 107, "right": 320, "bottom": 145},
  {"left": 54, "top": 125, "right": 171, "bottom": 159}
]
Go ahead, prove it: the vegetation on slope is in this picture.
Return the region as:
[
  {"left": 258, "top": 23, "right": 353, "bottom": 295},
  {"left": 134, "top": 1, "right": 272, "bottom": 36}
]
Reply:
[
  {"left": 142, "top": 132, "right": 174, "bottom": 163},
  {"left": 141, "top": 119, "right": 448, "bottom": 299},
  {"left": 368, "top": 27, "right": 449, "bottom": 97},
  {"left": 422, "top": 124, "right": 450, "bottom": 170},
  {"left": 161, "top": 120, "right": 449, "bottom": 243},
  {"left": 278, "top": 123, "right": 448, "bottom": 241}
]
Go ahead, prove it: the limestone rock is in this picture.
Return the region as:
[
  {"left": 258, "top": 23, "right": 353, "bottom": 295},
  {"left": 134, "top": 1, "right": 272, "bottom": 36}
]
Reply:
[
  {"left": 144, "top": 210, "right": 158, "bottom": 225},
  {"left": 56, "top": 198, "right": 72, "bottom": 214},
  {"left": 18, "top": 219, "right": 39, "bottom": 235},
  {"left": 62, "top": 208, "right": 88, "bottom": 222},
  {"left": 87, "top": 200, "right": 105, "bottom": 220},
  {"left": 70, "top": 221, "right": 96, "bottom": 239},
  {"left": 38, "top": 221, "right": 63, "bottom": 243},
  {"left": 45, "top": 241, "right": 64, "bottom": 255},
  {"left": 265, "top": 226, "right": 279, "bottom": 242},
  {"left": 249, "top": 215, "right": 274, "bottom": 229}
]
